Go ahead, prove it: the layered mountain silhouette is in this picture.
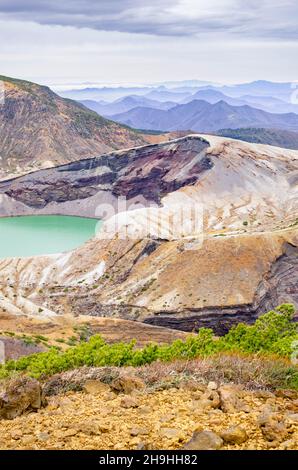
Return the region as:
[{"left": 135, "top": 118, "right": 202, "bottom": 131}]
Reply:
[
  {"left": 80, "top": 95, "right": 175, "bottom": 117},
  {"left": 111, "top": 99, "right": 298, "bottom": 132}
]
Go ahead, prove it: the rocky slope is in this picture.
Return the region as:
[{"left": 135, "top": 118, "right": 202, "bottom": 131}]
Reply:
[
  {"left": 0, "top": 311, "right": 189, "bottom": 362},
  {"left": 0, "top": 365, "right": 297, "bottom": 450},
  {"left": 0, "top": 75, "right": 148, "bottom": 180},
  {"left": 0, "top": 135, "right": 297, "bottom": 332}
]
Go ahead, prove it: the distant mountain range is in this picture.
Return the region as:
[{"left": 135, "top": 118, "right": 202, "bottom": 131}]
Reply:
[
  {"left": 217, "top": 80, "right": 294, "bottom": 100},
  {"left": 180, "top": 89, "right": 298, "bottom": 114},
  {"left": 59, "top": 79, "right": 298, "bottom": 115},
  {"left": 1, "top": 75, "right": 298, "bottom": 181},
  {"left": 110, "top": 99, "right": 298, "bottom": 133},
  {"left": 80, "top": 87, "right": 298, "bottom": 118},
  {"left": 60, "top": 85, "right": 188, "bottom": 103},
  {"left": 80, "top": 96, "right": 176, "bottom": 117}
]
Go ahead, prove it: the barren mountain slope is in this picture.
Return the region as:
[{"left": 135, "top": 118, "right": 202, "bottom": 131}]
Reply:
[
  {"left": 0, "top": 76, "right": 147, "bottom": 180},
  {"left": 0, "top": 135, "right": 297, "bottom": 333}
]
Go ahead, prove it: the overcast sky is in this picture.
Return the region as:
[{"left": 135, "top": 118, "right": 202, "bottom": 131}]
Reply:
[{"left": 0, "top": 0, "right": 297, "bottom": 86}]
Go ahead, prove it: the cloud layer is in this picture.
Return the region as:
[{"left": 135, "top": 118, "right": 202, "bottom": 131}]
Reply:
[
  {"left": 0, "top": 1, "right": 297, "bottom": 84},
  {"left": 0, "top": 0, "right": 297, "bottom": 39}
]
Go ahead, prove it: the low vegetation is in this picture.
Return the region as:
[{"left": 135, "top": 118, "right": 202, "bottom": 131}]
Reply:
[
  {"left": 0, "top": 304, "right": 297, "bottom": 387},
  {"left": 217, "top": 127, "right": 298, "bottom": 150}
]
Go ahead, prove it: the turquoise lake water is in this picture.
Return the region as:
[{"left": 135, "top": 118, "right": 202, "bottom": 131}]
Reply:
[{"left": 0, "top": 215, "right": 101, "bottom": 258}]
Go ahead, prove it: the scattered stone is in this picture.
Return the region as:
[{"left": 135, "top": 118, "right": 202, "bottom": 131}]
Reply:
[
  {"left": 130, "top": 427, "right": 149, "bottom": 436},
  {"left": 102, "top": 391, "right": 117, "bottom": 401},
  {"left": 192, "top": 399, "right": 212, "bottom": 411},
  {"left": 48, "top": 396, "right": 72, "bottom": 410},
  {"left": 183, "top": 430, "right": 223, "bottom": 450},
  {"left": 220, "top": 425, "right": 248, "bottom": 444},
  {"left": 63, "top": 428, "right": 78, "bottom": 438},
  {"left": 111, "top": 375, "right": 145, "bottom": 394},
  {"left": 207, "top": 381, "right": 218, "bottom": 390},
  {"left": 10, "top": 430, "right": 23, "bottom": 440},
  {"left": 275, "top": 389, "right": 298, "bottom": 400},
  {"left": 218, "top": 384, "right": 246, "bottom": 413},
  {"left": 120, "top": 396, "right": 139, "bottom": 408},
  {"left": 130, "top": 437, "right": 141, "bottom": 446},
  {"left": 280, "top": 439, "right": 297, "bottom": 450},
  {"left": 0, "top": 377, "right": 43, "bottom": 420},
  {"left": 160, "top": 428, "right": 182, "bottom": 440},
  {"left": 286, "top": 413, "right": 298, "bottom": 423},
  {"left": 37, "top": 432, "right": 50, "bottom": 442},
  {"left": 83, "top": 380, "right": 110, "bottom": 395},
  {"left": 257, "top": 409, "right": 289, "bottom": 442},
  {"left": 0, "top": 380, "right": 297, "bottom": 451},
  {"left": 76, "top": 420, "right": 107, "bottom": 435},
  {"left": 202, "top": 390, "right": 220, "bottom": 409},
  {"left": 159, "top": 413, "right": 176, "bottom": 423},
  {"left": 254, "top": 390, "right": 275, "bottom": 399},
  {"left": 180, "top": 380, "right": 205, "bottom": 392},
  {"left": 138, "top": 405, "right": 151, "bottom": 414},
  {"left": 97, "top": 422, "right": 111, "bottom": 433},
  {"left": 286, "top": 399, "right": 298, "bottom": 412},
  {"left": 21, "top": 435, "right": 35, "bottom": 446},
  {"left": 136, "top": 442, "right": 147, "bottom": 450}
]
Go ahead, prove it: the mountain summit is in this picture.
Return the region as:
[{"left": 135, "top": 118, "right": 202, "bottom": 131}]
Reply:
[{"left": 0, "top": 75, "right": 147, "bottom": 179}]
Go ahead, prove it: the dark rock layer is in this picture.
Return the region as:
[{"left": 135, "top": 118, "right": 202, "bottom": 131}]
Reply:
[{"left": 0, "top": 136, "right": 210, "bottom": 209}]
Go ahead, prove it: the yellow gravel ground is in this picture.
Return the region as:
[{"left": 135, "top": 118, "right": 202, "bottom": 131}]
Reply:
[{"left": 0, "top": 387, "right": 297, "bottom": 450}]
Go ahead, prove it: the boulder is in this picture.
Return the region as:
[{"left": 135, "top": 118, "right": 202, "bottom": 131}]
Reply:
[
  {"left": 120, "top": 396, "right": 139, "bottom": 408},
  {"left": 218, "top": 384, "right": 247, "bottom": 413},
  {"left": 220, "top": 425, "right": 248, "bottom": 444},
  {"left": 203, "top": 390, "right": 221, "bottom": 409},
  {"left": 111, "top": 375, "right": 145, "bottom": 394},
  {"left": 0, "top": 377, "right": 43, "bottom": 420},
  {"left": 192, "top": 390, "right": 220, "bottom": 411},
  {"left": 182, "top": 430, "right": 223, "bottom": 450},
  {"left": 83, "top": 380, "right": 111, "bottom": 395},
  {"left": 257, "top": 409, "right": 289, "bottom": 442}
]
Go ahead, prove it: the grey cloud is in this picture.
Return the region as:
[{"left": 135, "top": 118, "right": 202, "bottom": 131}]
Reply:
[{"left": 0, "top": 0, "right": 297, "bottom": 39}]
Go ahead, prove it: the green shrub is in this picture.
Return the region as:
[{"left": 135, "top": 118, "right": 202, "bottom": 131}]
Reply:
[
  {"left": 218, "top": 304, "right": 297, "bottom": 355},
  {"left": 0, "top": 304, "right": 297, "bottom": 380}
]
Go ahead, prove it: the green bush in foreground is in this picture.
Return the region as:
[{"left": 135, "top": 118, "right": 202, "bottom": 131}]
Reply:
[{"left": 0, "top": 304, "right": 297, "bottom": 381}]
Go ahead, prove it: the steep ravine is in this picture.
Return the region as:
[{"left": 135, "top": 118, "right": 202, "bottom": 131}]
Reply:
[{"left": 142, "top": 241, "right": 298, "bottom": 334}]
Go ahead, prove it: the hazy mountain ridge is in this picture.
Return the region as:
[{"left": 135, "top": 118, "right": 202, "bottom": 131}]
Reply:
[
  {"left": 110, "top": 99, "right": 298, "bottom": 132},
  {"left": 80, "top": 96, "right": 176, "bottom": 117}
]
